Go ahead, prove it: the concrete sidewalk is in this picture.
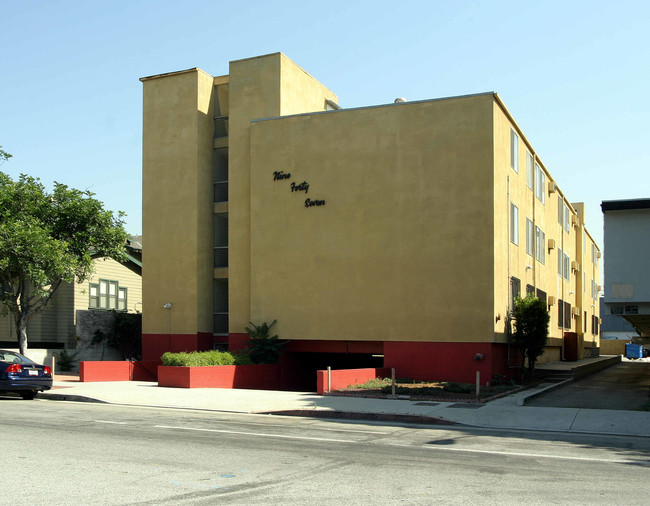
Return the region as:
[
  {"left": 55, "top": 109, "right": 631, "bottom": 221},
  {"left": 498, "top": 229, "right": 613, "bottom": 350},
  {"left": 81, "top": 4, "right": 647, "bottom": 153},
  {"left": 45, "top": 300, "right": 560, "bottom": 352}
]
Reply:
[{"left": 40, "top": 375, "right": 650, "bottom": 438}]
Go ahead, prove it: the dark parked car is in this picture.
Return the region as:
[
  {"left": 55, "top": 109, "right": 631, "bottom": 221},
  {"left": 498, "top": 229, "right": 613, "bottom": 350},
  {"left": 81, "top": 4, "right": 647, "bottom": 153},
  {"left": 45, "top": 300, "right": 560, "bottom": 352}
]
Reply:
[{"left": 0, "top": 349, "right": 53, "bottom": 399}]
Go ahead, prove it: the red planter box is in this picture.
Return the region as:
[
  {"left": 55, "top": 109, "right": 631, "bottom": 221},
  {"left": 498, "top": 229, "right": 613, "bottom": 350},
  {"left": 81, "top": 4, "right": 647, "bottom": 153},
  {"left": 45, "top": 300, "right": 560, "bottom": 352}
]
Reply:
[
  {"left": 157, "top": 364, "right": 282, "bottom": 389},
  {"left": 316, "top": 367, "right": 391, "bottom": 394}
]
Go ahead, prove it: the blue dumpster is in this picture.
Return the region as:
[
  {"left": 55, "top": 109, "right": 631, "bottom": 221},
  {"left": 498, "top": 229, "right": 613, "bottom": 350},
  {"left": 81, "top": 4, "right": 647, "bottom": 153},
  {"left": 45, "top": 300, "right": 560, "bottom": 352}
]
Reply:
[{"left": 625, "top": 343, "right": 644, "bottom": 359}]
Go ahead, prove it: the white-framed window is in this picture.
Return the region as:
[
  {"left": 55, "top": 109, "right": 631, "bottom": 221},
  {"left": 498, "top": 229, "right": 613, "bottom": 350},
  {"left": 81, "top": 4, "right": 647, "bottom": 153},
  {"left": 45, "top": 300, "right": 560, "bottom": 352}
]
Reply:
[
  {"left": 89, "top": 279, "right": 127, "bottom": 311},
  {"left": 535, "top": 226, "right": 545, "bottom": 264},
  {"left": 558, "top": 195, "right": 563, "bottom": 225},
  {"left": 510, "top": 129, "right": 519, "bottom": 173},
  {"left": 558, "top": 247, "right": 563, "bottom": 277},
  {"left": 526, "top": 218, "right": 534, "bottom": 256},
  {"left": 526, "top": 152, "right": 534, "bottom": 189},
  {"left": 510, "top": 203, "right": 519, "bottom": 245},
  {"left": 535, "top": 163, "right": 545, "bottom": 204}
]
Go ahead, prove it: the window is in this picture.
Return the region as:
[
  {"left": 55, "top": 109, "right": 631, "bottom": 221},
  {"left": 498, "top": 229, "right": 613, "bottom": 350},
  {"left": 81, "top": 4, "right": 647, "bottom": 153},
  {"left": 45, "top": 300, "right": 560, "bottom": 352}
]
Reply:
[
  {"left": 558, "top": 247, "right": 563, "bottom": 277},
  {"left": 591, "top": 280, "right": 598, "bottom": 300},
  {"left": 592, "top": 315, "right": 599, "bottom": 335},
  {"left": 526, "top": 284, "right": 535, "bottom": 296},
  {"left": 510, "top": 129, "right": 519, "bottom": 173},
  {"left": 592, "top": 244, "right": 599, "bottom": 267},
  {"left": 559, "top": 300, "right": 572, "bottom": 329},
  {"left": 564, "top": 204, "right": 571, "bottom": 233},
  {"left": 526, "top": 218, "right": 534, "bottom": 256},
  {"left": 526, "top": 152, "right": 534, "bottom": 189},
  {"left": 510, "top": 277, "right": 521, "bottom": 309},
  {"left": 535, "top": 226, "right": 545, "bottom": 264},
  {"left": 535, "top": 163, "right": 545, "bottom": 204},
  {"left": 510, "top": 203, "right": 519, "bottom": 245},
  {"left": 564, "top": 301, "right": 571, "bottom": 329},
  {"left": 563, "top": 252, "right": 570, "bottom": 281},
  {"left": 558, "top": 196, "right": 563, "bottom": 225},
  {"left": 584, "top": 311, "right": 587, "bottom": 331},
  {"left": 583, "top": 271, "right": 586, "bottom": 293},
  {"left": 89, "top": 279, "right": 127, "bottom": 311}
]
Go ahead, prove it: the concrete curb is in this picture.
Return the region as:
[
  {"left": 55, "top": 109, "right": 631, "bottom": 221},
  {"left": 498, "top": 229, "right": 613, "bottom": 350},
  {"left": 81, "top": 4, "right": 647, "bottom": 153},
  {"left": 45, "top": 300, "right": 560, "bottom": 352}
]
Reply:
[
  {"left": 39, "top": 392, "right": 108, "bottom": 404},
  {"left": 262, "top": 409, "right": 458, "bottom": 425},
  {"left": 517, "top": 380, "right": 573, "bottom": 406}
]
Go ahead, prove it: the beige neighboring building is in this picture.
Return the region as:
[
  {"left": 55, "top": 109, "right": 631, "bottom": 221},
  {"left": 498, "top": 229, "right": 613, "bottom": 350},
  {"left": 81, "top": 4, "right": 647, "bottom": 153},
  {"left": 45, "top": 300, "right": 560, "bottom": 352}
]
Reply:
[
  {"left": 0, "top": 240, "right": 142, "bottom": 365},
  {"left": 140, "top": 53, "right": 600, "bottom": 387}
]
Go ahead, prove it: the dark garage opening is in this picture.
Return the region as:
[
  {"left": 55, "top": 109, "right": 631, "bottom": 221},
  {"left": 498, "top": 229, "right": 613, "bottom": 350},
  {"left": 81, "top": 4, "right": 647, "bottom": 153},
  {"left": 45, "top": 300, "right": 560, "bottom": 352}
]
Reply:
[{"left": 280, "top": 352, "right": 384, "bottom": 391}]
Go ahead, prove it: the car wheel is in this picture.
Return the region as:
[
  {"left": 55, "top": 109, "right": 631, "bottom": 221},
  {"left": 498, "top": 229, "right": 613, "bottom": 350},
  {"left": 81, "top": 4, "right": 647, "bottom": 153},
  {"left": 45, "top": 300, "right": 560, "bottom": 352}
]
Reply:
[{"left": 20, "top": 391, "right": 37, "bottom": 400}]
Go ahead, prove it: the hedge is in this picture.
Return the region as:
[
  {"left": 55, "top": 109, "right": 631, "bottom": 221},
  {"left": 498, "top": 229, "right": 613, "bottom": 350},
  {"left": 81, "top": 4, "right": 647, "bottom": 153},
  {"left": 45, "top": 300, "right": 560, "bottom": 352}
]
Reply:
[{"left": 161, "top": 350, "right": 253, "bottom": 367}]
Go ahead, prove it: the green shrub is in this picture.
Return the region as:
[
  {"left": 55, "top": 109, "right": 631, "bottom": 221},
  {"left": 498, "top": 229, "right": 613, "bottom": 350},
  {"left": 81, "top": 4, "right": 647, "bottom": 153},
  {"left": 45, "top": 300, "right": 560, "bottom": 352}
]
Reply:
[
  {"left": 161, "top": 350, "right": 252, "bottom": 367},
  {"left": 443, "top": 382, "right": 472, "bottom": 394},
  {"left": 245, "top": 320, "right": 288, "bottom": 364},
  {"left": 57, "top": 349, "right": 79, "bottom": 372},
  {"left": 349, "top": 378, "right": 391, "bottom": 389}
]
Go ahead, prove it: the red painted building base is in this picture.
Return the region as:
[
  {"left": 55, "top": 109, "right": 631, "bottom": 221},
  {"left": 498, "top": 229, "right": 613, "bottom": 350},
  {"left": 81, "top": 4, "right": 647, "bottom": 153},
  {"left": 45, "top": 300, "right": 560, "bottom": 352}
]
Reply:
[
  {"left": 141, "top": 332, "right": 514, "bottom": 387},
  {"left": 384, "top": 341, "right": 511, "bottom": 385}
]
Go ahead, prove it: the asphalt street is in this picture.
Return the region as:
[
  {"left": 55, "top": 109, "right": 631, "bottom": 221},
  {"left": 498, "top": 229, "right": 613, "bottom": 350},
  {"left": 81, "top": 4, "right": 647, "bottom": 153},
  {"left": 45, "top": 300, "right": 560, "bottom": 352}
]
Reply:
[{"left": 2, "top": 398, "right": 650, "bottom": 504}]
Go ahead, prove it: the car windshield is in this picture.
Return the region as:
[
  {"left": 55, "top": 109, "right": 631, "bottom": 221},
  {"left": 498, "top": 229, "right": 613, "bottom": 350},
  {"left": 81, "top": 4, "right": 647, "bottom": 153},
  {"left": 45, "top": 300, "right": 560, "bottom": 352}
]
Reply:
[{"left": 0, "top": 351, "right": 34, "bottom": 364}]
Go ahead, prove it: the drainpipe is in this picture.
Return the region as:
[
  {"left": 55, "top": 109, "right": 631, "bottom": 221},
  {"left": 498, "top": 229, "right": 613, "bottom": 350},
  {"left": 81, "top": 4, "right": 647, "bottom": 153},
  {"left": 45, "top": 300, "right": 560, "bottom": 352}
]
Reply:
[
  {"left": 532, "top": 154, "right": 537, "bottom": 293},
  {"left": 506, "top": 175, "right": 512, "bottom": 368}
]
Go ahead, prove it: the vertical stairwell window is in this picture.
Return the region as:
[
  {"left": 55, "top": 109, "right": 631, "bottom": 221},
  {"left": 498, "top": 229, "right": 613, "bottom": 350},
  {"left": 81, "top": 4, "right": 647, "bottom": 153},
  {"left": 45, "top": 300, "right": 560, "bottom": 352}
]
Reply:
[
  {"left": 510, "top": 203, "right": 519, "bottom": 245},
  {"left": 510, "top": 129, "right": 519, "bottom": 173}
]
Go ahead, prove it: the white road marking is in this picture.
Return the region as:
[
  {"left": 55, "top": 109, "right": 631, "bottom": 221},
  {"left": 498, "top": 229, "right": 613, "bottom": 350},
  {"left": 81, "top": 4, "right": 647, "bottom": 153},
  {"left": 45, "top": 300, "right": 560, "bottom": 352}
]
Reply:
[
  {"left": 155, "top": 424, "right": 356, "bottom": 443},
  {"left": 423, "top": 444, "right": 644, "bottom": 465},
  {"left": 95, "top": 420, "right": 128, "bottom": 425}
]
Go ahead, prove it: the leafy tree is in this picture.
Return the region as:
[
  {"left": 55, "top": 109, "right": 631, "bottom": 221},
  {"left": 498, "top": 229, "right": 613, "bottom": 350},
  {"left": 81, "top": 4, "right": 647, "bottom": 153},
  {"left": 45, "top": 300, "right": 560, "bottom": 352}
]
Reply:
[
  {"left": 245, "top": 320, "right": 288, "bottom": 364},
  {"left": 511, "top": 294, "right": 550, "bottom": 381},
  {"left": 0, "top": 146, "right": 11, "bottom": 165},
  {"left": 0, "top": 171, "right": 128, "bottom": 355}
]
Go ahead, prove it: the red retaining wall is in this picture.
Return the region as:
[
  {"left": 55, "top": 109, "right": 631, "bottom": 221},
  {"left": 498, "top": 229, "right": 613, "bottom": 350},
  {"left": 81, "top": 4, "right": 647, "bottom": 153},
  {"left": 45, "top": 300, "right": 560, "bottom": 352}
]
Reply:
[
  {"left": 157, "top": 364, "right": 282, "bottom": 389},
  {"left": 80, "top": 361, "right": 133, "bottom": 382},
  {"left": 316, "top": 367, "right": 391, "bottom": 395},
  {"left": 79, "top": 361, "right": 160, "bottom": 382}
]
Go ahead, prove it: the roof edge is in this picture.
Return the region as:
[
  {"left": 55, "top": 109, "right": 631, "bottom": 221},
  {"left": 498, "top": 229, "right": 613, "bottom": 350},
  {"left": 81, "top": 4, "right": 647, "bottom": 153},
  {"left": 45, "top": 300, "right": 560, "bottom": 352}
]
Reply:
[{"left": 602, "top": 199, "right": 650, "bottom": 212}]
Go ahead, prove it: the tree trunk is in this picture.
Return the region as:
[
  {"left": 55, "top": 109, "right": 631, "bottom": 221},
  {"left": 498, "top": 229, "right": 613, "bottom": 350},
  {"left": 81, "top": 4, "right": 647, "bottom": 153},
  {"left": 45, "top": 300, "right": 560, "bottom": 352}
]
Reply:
[{"left": 15, "top": 316, "right": 28, "bottom": 356}]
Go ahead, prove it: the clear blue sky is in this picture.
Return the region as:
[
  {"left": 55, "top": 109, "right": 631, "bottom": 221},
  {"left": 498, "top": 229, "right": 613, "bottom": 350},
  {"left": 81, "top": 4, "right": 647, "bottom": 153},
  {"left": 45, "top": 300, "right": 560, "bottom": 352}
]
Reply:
[{"left": 2, "top": 0, "right": 649, "bottom": 257}]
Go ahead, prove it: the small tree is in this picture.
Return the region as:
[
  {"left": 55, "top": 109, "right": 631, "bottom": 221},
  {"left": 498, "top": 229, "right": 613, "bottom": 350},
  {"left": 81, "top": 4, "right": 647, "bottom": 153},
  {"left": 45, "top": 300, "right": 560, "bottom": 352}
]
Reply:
[
  {"left": 92, "top": 310, "right": 142, "bottom": 360},
  {"left": 511, "top": 294, "right": 550, "bottom": 381},
  {"left": 0, "top": 171, "right": 128, "bottom": 355},
  {"left": 245, "top": 320, "right": 288, "bottom": 364}
]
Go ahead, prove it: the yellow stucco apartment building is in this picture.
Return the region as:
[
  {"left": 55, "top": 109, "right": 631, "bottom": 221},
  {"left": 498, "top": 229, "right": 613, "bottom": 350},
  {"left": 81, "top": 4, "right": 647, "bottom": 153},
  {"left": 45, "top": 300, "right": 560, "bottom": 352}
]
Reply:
[{"left": 141, "top": 53, "right": 600, "bottom": 386}]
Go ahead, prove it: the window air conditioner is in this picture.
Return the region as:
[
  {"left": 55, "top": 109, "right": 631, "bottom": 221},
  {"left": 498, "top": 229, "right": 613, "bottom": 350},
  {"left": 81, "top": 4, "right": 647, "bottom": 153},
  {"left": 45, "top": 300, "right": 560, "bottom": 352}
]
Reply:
[
  {"left": 547, "top": 238, "right": 556, "bottom": 250},
  {"left": 571, "top": 260, "right": 580, "bottom": 272},
  {"left": 547, "top": 295, "right": 556, "bottom": 306},
  {"left": 548, "top": 181, "right": 557, "bottom": 193},
  {"left": 571, "top": 307, "right": 581, "bottom": 316},
  {"left": 597, "top": 285, "right": 602, "bottom": 292},
  {"left": 597, "top": 251, "right": 602, "bottom": 259},
  {"left": 571, "top": 214, "right": 579, "bottom": 226}
]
